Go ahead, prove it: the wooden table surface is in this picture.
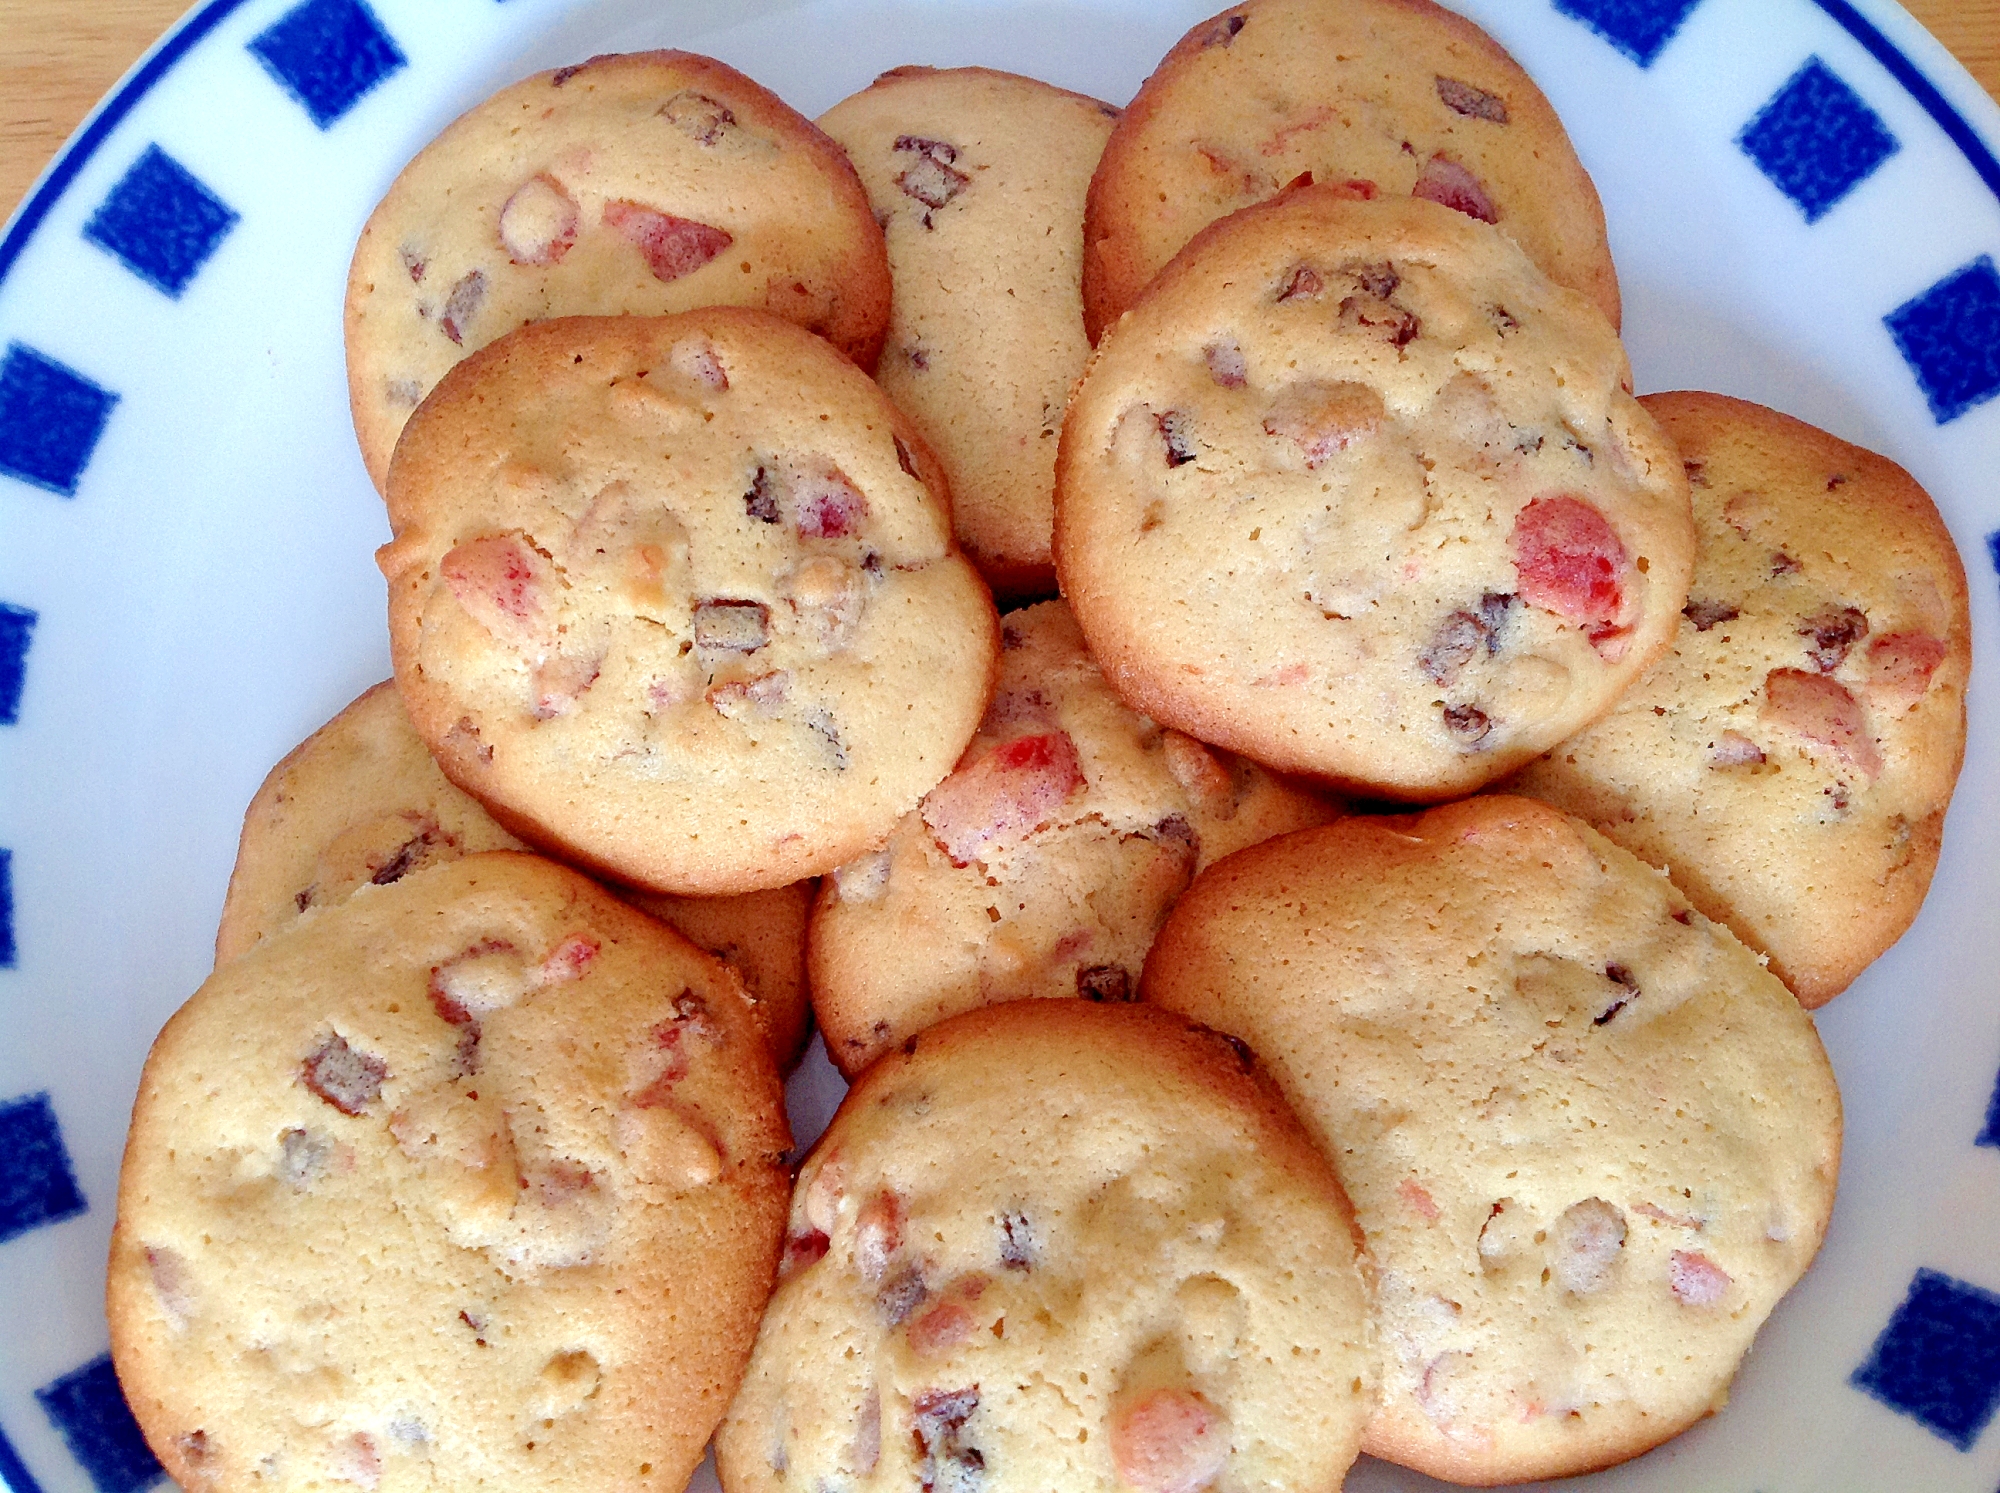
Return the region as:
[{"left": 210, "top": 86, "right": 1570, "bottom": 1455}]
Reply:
[{"left": 2, "top": 0, "right": 1998, "bottom": 219}]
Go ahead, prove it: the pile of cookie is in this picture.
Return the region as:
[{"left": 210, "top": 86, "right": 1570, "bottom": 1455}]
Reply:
[{"left": 106, "top": 2, "right": 1971, "bottom": 1490}]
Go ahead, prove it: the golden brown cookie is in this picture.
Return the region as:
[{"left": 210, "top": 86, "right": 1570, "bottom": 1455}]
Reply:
[
  {"left": 215, "top": 680, "right": 815, "bottom": 1067},
  {"left": 717, "top": 999, "right": 1377, "bottom": 1493},
  {"left": 810, "top": 599, "right": 1336, "bottom": 1076},
  {"left": 1082, "top": 0, "right": 1618, "bottom": 341},
  {"left": 111, "top": 852, "right": 791, "bottom": 1493},
  {"left": 1505, "top": 392, "right": 1971, "bottom": 1007},
  {"left": 378, "top": 309, "right": 998, "bottom": 897},
  {"left": 1056, "top": 188, "right": 1692, "bottom": 799},
  {"left": 819, "top": 66, "right": 1117, "bottom": 597},
  {"left": 1145, "top": 797, "right": 1842, "bottom": 1483},
  {"left": 346, "top": 50, "right": 890, "bottom": 492}
]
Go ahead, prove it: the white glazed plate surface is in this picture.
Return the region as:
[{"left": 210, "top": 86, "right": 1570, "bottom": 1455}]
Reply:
[{"left": 1, "top": 1, "right": 1998, "bottom": 1490}]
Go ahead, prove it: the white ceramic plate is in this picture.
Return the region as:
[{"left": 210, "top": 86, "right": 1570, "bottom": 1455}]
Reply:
[{"left": 2, "top": 1, "right": 1997, "bottom": 1489}]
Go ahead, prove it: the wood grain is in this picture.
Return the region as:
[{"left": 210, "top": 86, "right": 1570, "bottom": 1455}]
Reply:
[{"left": 2, "top": 0, "right": 1998, "bottom": 222}]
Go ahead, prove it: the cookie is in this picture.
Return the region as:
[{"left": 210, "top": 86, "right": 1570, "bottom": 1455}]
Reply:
[
  {"left": 346, "top": 50, "right": 891, "bottom": 492},
  {"left": 819, "top": 67, "right": 1117, "bottom": 597},
  {"left": 215, "top": 680, "right": 814, "bottom": 1067},
  {"left": 1082, "top": 0, "right": 1618, "bottom": 341},
  {"left": 811, "top": 599, "right": 1336, "bottom": 1076},
  {"left": 1055, "top": 187, "right": 1693, "bottom": 799},
  {"left": 378, "top": 308, "right": 999, "bottom": 897},
  {"left": 1144, "top": 796, "right": 1842, "bottom": 1483},
  {"left": 1503, "top": 393, "right": 1971, "bottom": 1007},
  {"left": 716, "top": 999, "right": 1377, "bottom": 1493},
  {"left": 110, "top": 851, "right": 791, "bottom": 1493}
]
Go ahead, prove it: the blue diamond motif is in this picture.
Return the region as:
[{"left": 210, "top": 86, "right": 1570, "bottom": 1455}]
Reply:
[
  {"left": 1887, "top": 257, "right": 2000, "bottom": 424},
  {"left": 0, "top": 603, "right": 35, "bottom": 725},
  {"left": 248, "top": 0, "right": 406, "bottom": 130},
  {"left": 0, "top": 1092, "right": 85, "bottom": 1241},
  {"left": 0, "top": 846, "right": 12, "bottom": 968},
  {"left": 81, "top": 145, "right": 239, "bottom": 298},
  {"left": 0, "top": 1421, "right": 47, "bottom": 1493},
  {"left": 1980, "top": 1049, "right": 2000, "bottom": 1147},
  {"left": 36, "top": 1357, "right": 162, "bottom": 1493},
  {"left": 0, "top": 344, "right": 118, "bottom": 497},
  {"left": 1852, "top": 1268, "right": 2000, "bottom": 1450},
  {"left": 1552, "top": 0, "right": 1703, "bottom": 67},
  {"left": 1737, "top": 58, "right": 1899, "bottom": 223}
]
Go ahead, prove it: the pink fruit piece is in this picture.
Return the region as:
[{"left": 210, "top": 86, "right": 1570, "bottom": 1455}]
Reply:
[
  {"left": 780, "top": 1229, "right": 830, "bottom": 1278},
  {"left": 1111, "top": 1388, "right": 1228, "bottom": 1493},
  {"left": 1203, "top": 338, "right": 1248, "bottom": 387},
  {"left": 333, "top": 1433, "right": 380, "bottom": 1491},
  {"left": 441, "top": 535, "right": 555, "bottom": 652},
  {"left": 855, "top": 1190, "right": 903, "bottom": 1282},
  {"left": 603, "top": 201, "right": 732, "bottom": 282},
  {"left": 438, "top": 269, "right": 486, "bottom": 345},
  {"left": 708, "top": 670, "right": 790, "bottom": 719},
  {"left": 1413, "top": 154, "right": 1499, "bottom": 223},
  {"left": 278, "top": 1128, "right": 333, "bottom": 1190},
  {"left": 660, "top": 89, "right": 736, "bottom": 145},
  {"left": 531, "top": 649, "right": 601, "bottom": 719},
  {"left": 1157, "top": 410, "right": 1198, "bottom": 467},
  {"left": 1668, "top": 1249, "right": 1730, "bottom": 1307},
  {"left": 793, "top": 466, "right": 870, "bottom": 539},
  {"left": 1435, "top": 76, "right": 1510, "bottom": 123},
  {"left": 912, "top": 1389, "right": 981, "bottom": 1492},
  {"left": 1800, "top": 605, "right": 1869, "bottom": 672},
  {"left": 1762, "top": 668, "right": 1881, "bottom": 780},
  {"left": 921, "top": 732, "right": 1087, "bottom": 865},
  {"left": 669, "top": 336, "right": 729, "bottom": 390},
  {"left": 908, "top": 1300, "right": 976, "bottom": 1358},
  {"left": 1262, "top": 380, "right": 1384, "bottom": 466},
  {"left": 804, "top": 1155, "right": 845, "bottom": 1235},
  {"left": 302, "top": 1033, "right": 387, "bottom": 1116},
  {"left": 1868, "top": 632, "right": 1947, "bottom": 698},
  {"left": 1510, "top": 496, "right": 1628, "bottom": 628},
  {"left": 1276, "top": 263, "right": 1324, "bottom": 302},
  {"left": 1709, "top": 730, "right": 1765, "bottom": 768},
  {"left": 498, "top": 175, "right": 579, "bottom": 265},
  {"left": 1399, "top": 1178, "right": 1441, "bottom": 1223}
]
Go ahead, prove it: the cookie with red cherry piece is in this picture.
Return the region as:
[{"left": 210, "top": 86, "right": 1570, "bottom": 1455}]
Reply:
[
  {"left": 111, "top": 851, "right": 791, "bottom": 1493},
  {"left": 378, "top": 309, "right": 998, "bottom": 898},
  {"left": 810, "top": 599, "right": 1337, "bottom": 1077},
  {"left": 819, "top": 67, "right": 1118, "bottom": 598},
  {"left": 716, "top": 999, "right": 1376, "bottom": 1493},
  {"left": 1082, "top": 0, "right": 1618, "bottom": 342},
  {"left": 1504, "top": 392, "right": 1971, "bottom": 1007},
  {"left": 345, "top": 50, "right": 890, "bottom": 493},
  {"left": 1144, "top": 797, "right": 1841, "bottom": 1483},
  {"left": 215, "top": 679, "right": 815, "bottom": 1068},
  {"left": 1056, "top": 188, "right": 1693, "bottom": 800}
]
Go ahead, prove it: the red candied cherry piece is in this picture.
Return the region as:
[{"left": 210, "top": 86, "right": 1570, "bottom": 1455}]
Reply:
[
  {"left": 907, "top": 1300, "right": 976, "bottom": 1358},
  {"left": 1412, "top": 154, "right": 1498, "bottom": 223},
  {"left": 793, "top": 467, "right": 869, "bottom": 540},
  {"left": 441, "top": 535, "right": 555, "bottom": 652},
  {"left": 1398, "top": 1178, "right": 1440, "bottom": 1222},
  {"left": 1868, "top": 632, "right": 1947, "bottom": 699},
  {"left": 1762, "top": 668, "right": 1882, "bottom": 780},
  {"left": 921, "top": 732, "right": 1087, "bottom": 865},
  {"left": 302, "top": 1033, "right": 387, "bottom": 1116},
  {"left": 602, "top": 201, "right": 732, "bottom": 282},
  {"left": 779, "top": 1229, "right": 830, "bottom": 1278},
  {"left": 1668, "top": 1249, "right": 1731, "bottom": 1307},
  {"left": 498, "top": 175, "right": 579, "bottom": 265},
  {"left": 1111, "top": 1388, "right": 1228, "bottom": 1493},
  {"left": 1509, "top": 496, "right": 1628, "bottom": 629}
]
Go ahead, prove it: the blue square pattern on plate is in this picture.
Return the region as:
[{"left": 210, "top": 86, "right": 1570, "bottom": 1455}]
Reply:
[
  {"left": 0, "top": 1421, "right": 48, "bottom": 1493},
  {"left": 1980, "top": 1050, "right": 2000, "bottom": 1147},
  {"left": 35, "top": 1356, "right": 162, "bottom": 1493},
  {"left": 248, "top": 0, "right": 407, "bottom": 130},
  {"left": 0, "top": 602, "right": 36, "bottom": 725},
  {"left": 0, "top": 1088, "right": 85, "bottom": 1240},
  {"left": 1886, "top": 256, "right": 2000, "bottom": 424},
  {"left": 1551, "top": 0, "right": 1704, "bottom": 67},
  {"left": 0, "top": 1092, "right": 86, "bottom": 1245},
  {"left": 80, "top": 145, "right": 239, "bottom": 299},
  {"left": 0, "top": 345, "right": 119, "bottom": 498},
  {"left": 1851, "top": 1268, "right": 2000, "bottom": 1450},
  {"left": 1737, "top": 57, "right": 1899, "bottom": 223},
  {"left": 0, "top": 847, "right": 17, "bottom": 970}
]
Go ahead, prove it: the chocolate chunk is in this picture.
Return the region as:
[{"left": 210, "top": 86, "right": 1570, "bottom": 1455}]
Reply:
[
  {"left": 1800, "top": 605, "right": 1868, "bottom": 672},
  {"left": 694, "top": 599, "right": 771, "bottom": 652},
  {"left": 999, "top": 1211, "right": 1034, "bottom": 1271},
  {"left": 1441, "top": 703, "right": 1492, "bottom": 746},
  {"left": 1435, "top": 75, "right": 1510, "bottom": 123},
  {"left": 876, "top": 1264, "right": 929, "bottom": 1326},
  {"left": 1683, "top": 599, "right": 1739, "bottom": 631},
  {"left": 1276, "top": 264, "right": 1324, "bottom": 302},
  {"left": 895, "top": 136, "right": 969, "bottom": 213},
  {"left": 1157, "top": 411, "right": 1197, "bottom": 467},
  {"left": 1076, "top": 965, "right": 1133, "bottom": 1003},
  {"left": 745, "top": 467, "right": 781, "bottom": 523}
]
